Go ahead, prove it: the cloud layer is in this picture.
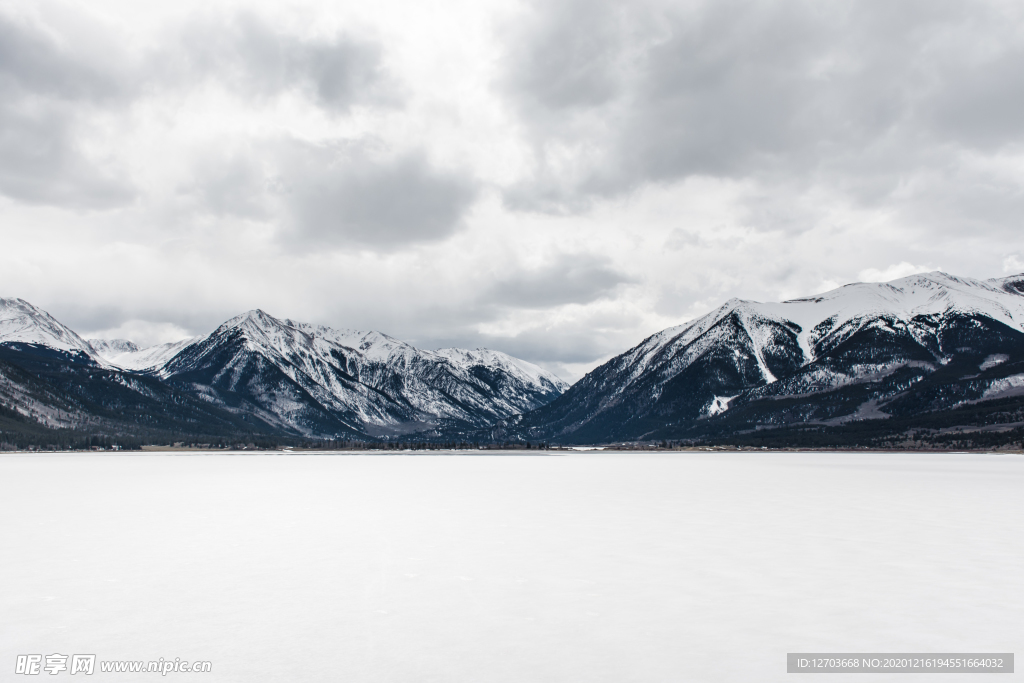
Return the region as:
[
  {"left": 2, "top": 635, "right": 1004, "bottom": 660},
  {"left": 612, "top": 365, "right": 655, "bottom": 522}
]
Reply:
[
  {"left": 3, "top": 0, "right": 1024, "bottom": 380},
  {"left": 278, "top": 143, "right": 478, "bottom": 249}
]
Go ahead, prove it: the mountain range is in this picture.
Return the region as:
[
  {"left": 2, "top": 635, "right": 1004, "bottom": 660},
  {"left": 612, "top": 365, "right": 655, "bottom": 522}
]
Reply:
[
  {"left": 0, "top": 299, "right": 566, "bottom": 446},
  {"left": 3, "top": 270, "right": 1024, "bottom": 449},
  {"left": 491, "top": 271, "right": 1024, "bottom": 448}
]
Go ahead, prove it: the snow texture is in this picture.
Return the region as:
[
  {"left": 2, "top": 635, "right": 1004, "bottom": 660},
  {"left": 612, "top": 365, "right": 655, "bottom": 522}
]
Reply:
[{"left": 1, "top": 451, "right": 1020, "bottom": 683}]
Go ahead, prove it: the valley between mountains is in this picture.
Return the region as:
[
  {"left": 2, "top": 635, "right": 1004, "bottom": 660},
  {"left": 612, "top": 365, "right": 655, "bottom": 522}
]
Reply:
[{"left": 3, "top": 271, "right": 1024, "bottom": 449}]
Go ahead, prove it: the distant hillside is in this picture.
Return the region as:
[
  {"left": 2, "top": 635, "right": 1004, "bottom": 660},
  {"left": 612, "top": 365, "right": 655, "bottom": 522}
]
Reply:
[
  {"left": 488, "top": 272, "right": 1024, "bottom": 449},
  {"left": 0, "top": 298, "right": 566, "bottom": 448}
]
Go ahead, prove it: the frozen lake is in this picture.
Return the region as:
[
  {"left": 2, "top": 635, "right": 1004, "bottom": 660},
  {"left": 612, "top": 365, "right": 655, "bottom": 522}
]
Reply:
[{"left": 1, "top": 451, "right": 1021, "bottom": 681}]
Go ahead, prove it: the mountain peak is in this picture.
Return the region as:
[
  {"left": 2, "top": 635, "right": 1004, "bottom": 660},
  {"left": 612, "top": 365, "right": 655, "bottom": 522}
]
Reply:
[
  {"left": 89, "top": 338, "right": 140, "bottom": 355},
  {"left": 232, "top": 308, "right": 277, "bottom": 324},
  {"left": 506, "top": 269, "right": 1024, "bottom": 444},
  {"left": 1, "top": 297, "right": 105, "bottom": 364},
  {"left": 215, "top": 308, "right": 293, "bottom": 336}
]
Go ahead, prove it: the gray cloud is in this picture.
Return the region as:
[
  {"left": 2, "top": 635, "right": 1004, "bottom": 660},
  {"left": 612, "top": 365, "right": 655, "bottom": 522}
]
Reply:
[
  {"left": 277, "top": 141, "right": 478, "bottom": 250},
  {"left": 0, "top": 104, "right": 134, "bottom": 208},
  {"left": 0, "top": 7, "right": 399, "bottom": 211},
  {"left": 0, "top": 8, "right": 395, "bottom": 112},
  {"left": 502, "top": 0, "right": 849, "bottom": 199},
  {"left": 171, "top": 12, "right": 397, "bottom": 113},
  {"left": 0, "top": 10, "right": 135, "bottom": 207},
  {"left": 179, "top": 149, "right": 271, "bottom": 220},
  {"left": 500, "top": 0, "right": 1024, "bottom": 231},
  {"left": 501, "top": 0, "right": 634, "bottom": 112},
  {"left": 173, "top": 137, "right": 482, "bottom": 250},
  {"left": 487, "top": 255, "right": 634, "bottom": 308},
  {"left": 0, "top": 11, "right": 131, "bottom": 102},
  {"left": 926, "top": 46, "right": 1024, "bottom": 149}
]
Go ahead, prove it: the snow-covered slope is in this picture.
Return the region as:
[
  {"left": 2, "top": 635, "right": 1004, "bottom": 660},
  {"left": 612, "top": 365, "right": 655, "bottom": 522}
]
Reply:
[
  {"left": 505, "top": 272, "right": 1024, "bottom": 443},
  {"left": 436, "top": 347, "right": 564, "bottom": 391},
  {"left": 1, "top": 299, "right": 567, "bottom": 440},
  {"left": 160, "top": 310, "right": 567, "bottom": 437},
  {"left": 611, "top": 272, "right": 1024, "bottom": 393},
  {"left": 0, "top": 298, "right": 106, "bottom": 365},
  {"left": 0, "top": 308, "right": 287, "bottom": 440},
  {"left": 88, "top": 338, "right": 139, "bottom": 356},
  {"left": 90, "top": 337, "right": 198, "bottom": 372}
]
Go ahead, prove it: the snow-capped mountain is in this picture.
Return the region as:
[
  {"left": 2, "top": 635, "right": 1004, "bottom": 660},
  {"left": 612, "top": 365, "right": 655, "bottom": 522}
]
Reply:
[
  {"left": 501, "top": 272, "right": 1024, "bottom": 443},
  {"left": 160, "top": 310, "right": 567, "bottom": 437},
  {"left": 4, "top": 299, "right": 567, "bottom": 440},
  {"left": 10, "top": 271, "right": 1023, "bottom": 448},
  {"left": 1, "top": 306, "right": 265, "bottom": 440},
  {"left": 0, "top": 298, "right": 106, "bottom": 365}
]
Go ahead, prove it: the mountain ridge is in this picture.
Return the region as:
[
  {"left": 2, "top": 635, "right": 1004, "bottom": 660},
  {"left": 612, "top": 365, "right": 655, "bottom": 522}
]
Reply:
[
  {"left": 1, "top": 300, "right": 567, "bottom": 442},
  {"left": 5, "top": 271, "right": 1024, "bottom": 449},
  {"left": 490, "top": 271, "right": 1024, "bottom": 446},
  {"left": 159, "top": 308, "right": 567, "bottom": 437}
]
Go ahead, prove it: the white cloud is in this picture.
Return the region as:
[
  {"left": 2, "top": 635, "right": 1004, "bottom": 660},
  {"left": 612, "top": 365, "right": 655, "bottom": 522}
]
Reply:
[{"left": 858, "top": 262, "right": 938, "bottom": 283}]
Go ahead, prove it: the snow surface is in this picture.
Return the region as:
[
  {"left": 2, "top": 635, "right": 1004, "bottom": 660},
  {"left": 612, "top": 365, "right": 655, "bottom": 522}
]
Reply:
[{"left": 1, "top": 451, "right": 1020, "bottom": 683}]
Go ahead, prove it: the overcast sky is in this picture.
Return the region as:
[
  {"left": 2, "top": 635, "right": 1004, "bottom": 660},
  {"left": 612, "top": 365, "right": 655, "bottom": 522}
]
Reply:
[{"left": 3, "top": 0, "right": 1024, "bottom": 380}]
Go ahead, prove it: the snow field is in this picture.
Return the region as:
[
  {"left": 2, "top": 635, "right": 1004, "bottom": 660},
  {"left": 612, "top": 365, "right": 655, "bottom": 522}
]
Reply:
[{"left": 1, "top": 451, "right": 1021, "bottom": 682}]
